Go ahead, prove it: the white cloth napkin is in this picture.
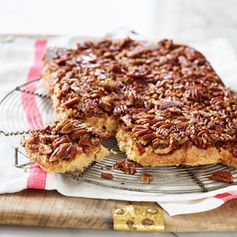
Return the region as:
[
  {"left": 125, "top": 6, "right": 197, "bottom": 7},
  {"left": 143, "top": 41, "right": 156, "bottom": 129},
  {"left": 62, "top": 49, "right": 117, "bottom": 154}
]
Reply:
[{"left": 0, "top": 36, "right": 237, "bottom": 216}]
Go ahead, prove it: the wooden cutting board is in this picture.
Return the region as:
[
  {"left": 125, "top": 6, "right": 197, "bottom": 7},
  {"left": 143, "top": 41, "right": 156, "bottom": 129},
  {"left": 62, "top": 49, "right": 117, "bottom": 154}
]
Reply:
[{"left": 0, "top": 189, "right": 237, "bottom": 232}]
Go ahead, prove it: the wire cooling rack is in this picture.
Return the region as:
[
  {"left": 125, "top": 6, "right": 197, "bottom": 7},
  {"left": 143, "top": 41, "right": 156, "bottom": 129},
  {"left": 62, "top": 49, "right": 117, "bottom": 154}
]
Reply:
[{"left": 0, "top": 78, "right": 237, "bottom": 194}]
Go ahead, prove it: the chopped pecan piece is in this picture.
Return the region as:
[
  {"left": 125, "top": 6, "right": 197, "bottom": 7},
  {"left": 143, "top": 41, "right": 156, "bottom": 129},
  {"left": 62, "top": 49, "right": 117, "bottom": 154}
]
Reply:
[
  {"left": 62, "top": 97, "right": 80, "bottom": 108},
  {"left": 113, "top": 159, "right": 142, "bottom": 175},
  {"left": 136, "top": 143, "right": 146, "bottom": 153},
  {"left": 119, "top": 114, "right": 132, "bottom": 128},
  {"left": 78, "top": 134, "right": 90, "bottom": 146},
  {"left": 70, "top": 127, "right": 88, "bottom": 140},
  {"left": 141, "top": 173, "right": 153, "bottom": 183},
  {"left": 209, "top": 171, "right": 233, "bottom": 184},
  {"left": 52, "top": 135, "right": 70, "bottom": 149},
  {"left": 101, "top": 172, "right": 113, "bottom": 180}
]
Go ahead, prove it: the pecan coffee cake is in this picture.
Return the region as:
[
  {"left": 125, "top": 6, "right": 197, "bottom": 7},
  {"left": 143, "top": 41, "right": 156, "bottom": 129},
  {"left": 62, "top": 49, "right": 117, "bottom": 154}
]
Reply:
[
  {"left": 22, "top": 119, "right": 109, "bottom": 173},
  {"left": 23, "top": 37, "right": 237, "bottom": 173}
]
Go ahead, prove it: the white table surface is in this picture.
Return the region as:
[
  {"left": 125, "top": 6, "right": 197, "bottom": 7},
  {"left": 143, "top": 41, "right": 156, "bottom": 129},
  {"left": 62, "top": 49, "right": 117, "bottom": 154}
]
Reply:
[{"left": 0, "top": 0, "right": 237, "bottom": 236}]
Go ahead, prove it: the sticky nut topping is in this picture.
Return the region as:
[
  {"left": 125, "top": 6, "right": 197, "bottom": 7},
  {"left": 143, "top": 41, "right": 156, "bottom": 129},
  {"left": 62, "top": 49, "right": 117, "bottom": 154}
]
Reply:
[{"left": 45, "top": 38, "right": 237, "bottom": 155}]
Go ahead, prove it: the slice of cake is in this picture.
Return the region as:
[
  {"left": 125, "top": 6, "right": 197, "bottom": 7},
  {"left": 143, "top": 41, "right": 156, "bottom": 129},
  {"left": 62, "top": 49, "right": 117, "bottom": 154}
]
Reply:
[{"left": 22, "top": 119, "right": 110, "bottom": 173}]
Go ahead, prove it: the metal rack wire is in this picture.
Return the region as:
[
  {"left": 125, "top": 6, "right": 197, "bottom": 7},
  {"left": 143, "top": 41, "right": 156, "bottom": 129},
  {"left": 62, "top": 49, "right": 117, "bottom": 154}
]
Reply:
[{"left": 1, "top": 78, "right": 237, "bottom": 194}]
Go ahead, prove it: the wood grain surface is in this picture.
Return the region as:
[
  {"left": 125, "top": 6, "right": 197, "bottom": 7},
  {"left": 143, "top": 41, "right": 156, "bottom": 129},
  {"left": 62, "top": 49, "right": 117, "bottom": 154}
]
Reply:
[{"left": 0, "top": 189, "right": 237, "bottom": 232}]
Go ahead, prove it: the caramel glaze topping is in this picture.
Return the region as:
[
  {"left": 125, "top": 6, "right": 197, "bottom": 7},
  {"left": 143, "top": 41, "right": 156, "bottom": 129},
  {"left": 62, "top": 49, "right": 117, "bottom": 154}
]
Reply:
[
  {"left": 22, "top": 119, "right": 110, "bottom": 162},
  {"left": 45, "top": 38, "right": 237, "bottom": 156}
]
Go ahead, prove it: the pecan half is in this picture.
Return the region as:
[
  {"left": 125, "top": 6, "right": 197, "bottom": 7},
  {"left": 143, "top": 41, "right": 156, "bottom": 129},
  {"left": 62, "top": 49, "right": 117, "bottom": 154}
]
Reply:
[
  {"left": 55, "top": 119, "right": 75, "bottom": 134},
  {"left": 101, "top": 172, "right": 113, "bottom": 180},
  {"left": 78, "top": 134, "right": 90, "bottom": 146},
  {"left": 49, "top": 143, "right": 77, "bottom": 162}
]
